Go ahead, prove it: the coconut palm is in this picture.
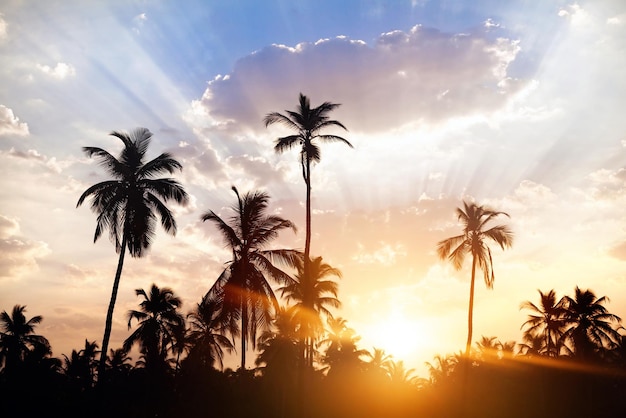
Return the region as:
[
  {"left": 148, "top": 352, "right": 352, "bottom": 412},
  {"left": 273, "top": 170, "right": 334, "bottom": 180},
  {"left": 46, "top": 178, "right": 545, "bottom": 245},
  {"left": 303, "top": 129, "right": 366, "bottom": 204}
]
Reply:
[
  {"left": 385, "top": 360, "right": 418, "bottom": 386},
  {"left": 264, "top": 94, "right": 352, "bottom": 301},
  {"left": 62, "top": 339, "right": 99, "bottom": 390},
  {"left": 560, "top": 287, "right": 622, "bottom": 360},
  {"left": 123, "top": 284, "right": 184, "bottom": 373},
  {"left": 0, "top": 305, "right": 51, "bottom": 374},
  {"left": 76, "top": 127, "right": 188, "bottom": 378},
  {"left": 436, "top": 201, "right": 513, "bottom": 356},
  {"left": 278, "top": 256, "right": 341, "bottom": 368},
  {"left": 186, "top": 295, "right": 235, "bottom": 370},
  {"left": 321, "top": 317, "right": 367, "bottom": 376},
  {"left": 425, "top": 354, "right": 458, "bottom": 385},
  {"left": 201, "top": 187, "right": 299, "bottom": 369},
  {"left": 520, "top": 289, "right": 567, "bottom": 357}
]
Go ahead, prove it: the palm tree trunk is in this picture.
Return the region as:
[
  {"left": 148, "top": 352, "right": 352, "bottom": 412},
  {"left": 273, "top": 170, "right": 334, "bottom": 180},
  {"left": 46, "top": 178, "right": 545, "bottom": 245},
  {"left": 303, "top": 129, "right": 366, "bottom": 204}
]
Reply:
[
  {"left": 97, "top": 233, "right": 127, "bottom": 384},
  {"left": 241, "top": 297, "right": 246, "bottom": 369},
  {"left": 465, "top": 255, "right": 477, "bottom": 357}
]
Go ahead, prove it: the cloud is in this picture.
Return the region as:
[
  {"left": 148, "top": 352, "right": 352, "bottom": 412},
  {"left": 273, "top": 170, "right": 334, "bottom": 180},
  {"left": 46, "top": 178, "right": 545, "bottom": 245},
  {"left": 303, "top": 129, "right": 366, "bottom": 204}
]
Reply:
[
  {"left": 3, "top": 147, "right": 70, "bottom": 174},
  {"left": 352, "top": 241, "right": 408, "bottom": 266},
  {"left": 37, "top": 62, "right": 76, "bottom": 79},
  {"left": 0, "top": 105, "right": 29, "bottom": 136},
  {"left": 0, "top": 14, "right": 6, "bottom": 41},
  {"left": 0, "top": 215, "right": 51, "bottom": 280},
  {"left": 193, "top": 25, "right": 528, "bottom": 134}
]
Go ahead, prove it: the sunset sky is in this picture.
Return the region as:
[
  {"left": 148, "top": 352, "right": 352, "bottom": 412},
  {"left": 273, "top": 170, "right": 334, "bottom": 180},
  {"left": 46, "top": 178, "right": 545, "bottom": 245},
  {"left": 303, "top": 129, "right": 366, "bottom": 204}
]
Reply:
[{"left": 2, "top": 0, "right": 626, "bottom": 375}]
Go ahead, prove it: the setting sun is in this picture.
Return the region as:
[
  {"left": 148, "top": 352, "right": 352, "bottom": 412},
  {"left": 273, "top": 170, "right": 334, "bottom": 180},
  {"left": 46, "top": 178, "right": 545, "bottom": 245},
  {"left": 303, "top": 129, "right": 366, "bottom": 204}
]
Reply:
[{"left": 364, "top": 310, "right": 427, "bottom": 361}]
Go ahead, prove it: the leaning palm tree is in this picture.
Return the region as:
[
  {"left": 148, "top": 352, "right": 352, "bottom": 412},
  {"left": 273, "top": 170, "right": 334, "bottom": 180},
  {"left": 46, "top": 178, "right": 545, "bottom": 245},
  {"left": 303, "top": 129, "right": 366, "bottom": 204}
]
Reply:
[
  {"left": 0, "top": 305, "right": 51, "bottom": 374},
  {"left": 520, "top": 289, "right": 567, "bottom": 357},
  {"left": 560, "top": 287, "right": 622, "bottom": 361},
  {"left": 278, "top": 255, "right": 341, "bottom": 368},
  {"left": 77, "top": 128, "right": 188, "bottom": 379},
  {"left": 264, "top": 94, "right": 352, "bottom": 297},
  {"left": 123, "top": 284, "right": 185, "bottom": 374},
  {"left": 437, "top": 201, "right": 513, "bottom": 356},
  {"left": 201, "top": 187, "right": 300, "bottom": 369}
]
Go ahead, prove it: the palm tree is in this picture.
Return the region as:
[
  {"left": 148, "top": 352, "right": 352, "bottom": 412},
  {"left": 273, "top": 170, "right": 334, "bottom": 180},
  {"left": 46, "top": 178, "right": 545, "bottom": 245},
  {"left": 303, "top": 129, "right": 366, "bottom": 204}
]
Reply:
[
  {"left": 385, "top": 360, "right": 418, "bottom": 386},
  {"left": 321, "top": 317, "right": 367, "bottom": 376},
  {"left": 560, "top": 287, "right": 622, "bottom": 361},
  {"left": 520, "top": 289, "right": 567, "bottom": 357},
  {"left": 425, "top": 354, "right": 458, "bottom": 386},
  {"left": 264, "top": 94, "right": 352, "bottom": 301},
  {"left": 278, "top": 256, "right": 341, "bottom": 368},
  {"left": 77, "top": 127, "right": 188, "bottom": 378},
  {"left": 436, "top": 201, "right": 513, "bottom": 356},
  {"left": 201, "top": 187, "right": 300, "bottom": 369},
  {"left": 62, "top": 339, "right": 99, "bottom": 390},
  {"left": 0, "top": 305, "right": 51, "bottom": 374},
  {"left": 123, "top": 284, "right": 184, "bottom": 373},
  {"left": 186, "top": 295, "right": 234, "bottom": 370}
]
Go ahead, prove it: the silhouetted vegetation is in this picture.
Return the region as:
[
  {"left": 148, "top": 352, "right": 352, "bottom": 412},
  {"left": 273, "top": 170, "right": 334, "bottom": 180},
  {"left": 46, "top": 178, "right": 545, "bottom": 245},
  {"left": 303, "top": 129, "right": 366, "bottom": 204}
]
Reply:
[{"left": 3, "top": 113, "right": 626, "bottom": 418}]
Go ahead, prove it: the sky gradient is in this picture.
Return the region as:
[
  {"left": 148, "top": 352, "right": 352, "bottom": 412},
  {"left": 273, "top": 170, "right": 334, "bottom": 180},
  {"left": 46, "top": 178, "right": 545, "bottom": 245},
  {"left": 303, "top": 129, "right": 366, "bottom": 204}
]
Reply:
[{"left": 1, "top": 0, "right": 626, "bottom": 375}]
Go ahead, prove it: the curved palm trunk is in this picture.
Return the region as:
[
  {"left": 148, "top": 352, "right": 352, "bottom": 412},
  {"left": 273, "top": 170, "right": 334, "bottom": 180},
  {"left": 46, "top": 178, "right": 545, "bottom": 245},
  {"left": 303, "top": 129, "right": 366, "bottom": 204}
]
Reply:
[
  {"left": 465, "top": 255, "right": 477, "bottom": 356},
  {"left": 98, "top": 233, "right": 127, "bottom": 383},
  {"left": 241, "top": 297, "right": 247, "bottom": 369}
]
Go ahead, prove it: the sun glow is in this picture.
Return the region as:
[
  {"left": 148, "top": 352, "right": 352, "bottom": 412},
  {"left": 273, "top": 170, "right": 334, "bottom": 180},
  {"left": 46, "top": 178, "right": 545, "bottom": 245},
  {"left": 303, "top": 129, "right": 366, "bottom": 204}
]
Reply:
[{"left": 364, "top": 309, "right": 427, "bottom": 361}]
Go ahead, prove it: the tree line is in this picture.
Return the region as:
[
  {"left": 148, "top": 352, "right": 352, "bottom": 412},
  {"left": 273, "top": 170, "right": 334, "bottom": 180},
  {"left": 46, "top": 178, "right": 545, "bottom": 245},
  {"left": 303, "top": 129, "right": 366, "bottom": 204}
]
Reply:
[{"left": 1, "top": 94, "right": 625, "bottom": 417}]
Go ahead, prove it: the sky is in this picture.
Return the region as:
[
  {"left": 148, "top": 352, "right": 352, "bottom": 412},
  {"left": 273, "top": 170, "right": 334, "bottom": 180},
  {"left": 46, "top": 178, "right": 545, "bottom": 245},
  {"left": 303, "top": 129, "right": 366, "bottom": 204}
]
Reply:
[{"left": 1, "top": 0, "right": 626, "bottom": 376}]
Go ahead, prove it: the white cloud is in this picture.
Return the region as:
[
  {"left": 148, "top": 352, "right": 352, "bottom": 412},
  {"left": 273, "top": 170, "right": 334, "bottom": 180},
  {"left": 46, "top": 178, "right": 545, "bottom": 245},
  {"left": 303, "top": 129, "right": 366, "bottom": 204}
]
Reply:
[
  {"left": 192, "top": 26, "right": 529, "bottom": 135},
  {"left": 0, "top": 105, "right": 29, "bottom": 136},
  {"left": 37, "top": 62, "right": 76, "bottom": 79},
  {"left": 0, "top": 214, "right": 51, "bottom": 280},
  {"left": 352, "top": 241, "right": 408, "bottom": 266},
  {"left": 0, "top": 14, "right": 7, "bottom": 41}
]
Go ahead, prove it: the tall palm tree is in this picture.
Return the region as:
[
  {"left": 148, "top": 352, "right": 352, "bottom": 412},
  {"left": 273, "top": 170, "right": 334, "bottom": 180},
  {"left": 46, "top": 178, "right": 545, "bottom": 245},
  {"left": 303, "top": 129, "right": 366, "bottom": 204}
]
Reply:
[
  {"left": 264, "top": 94, "right": 352, "bottom": 299},
  {"left": 201, "top": 187, "right": 300, "bottom": 369},
  {"left": 278, "top": 256, "right": 341, "bottom": 368},
  {"left": 186, "top": 295, "right": 234, "bottom": 370},
  {"left": 123, "top": 284, "right": 184, "bottom": 373},
  {"left": 77, "top": 128, "right": 188, "bottom": 378},
  {"left": 0, "top": 305, "right": 51, "bottom": 374},
  {"left": 520, "top": 289, "right": 567, "bottom": 357},
  {"left": 560, "top": 287, "right": 622, "bottom": 360},
  {"left": 437, "top": 201, "right": 513, "bottom": 356}
]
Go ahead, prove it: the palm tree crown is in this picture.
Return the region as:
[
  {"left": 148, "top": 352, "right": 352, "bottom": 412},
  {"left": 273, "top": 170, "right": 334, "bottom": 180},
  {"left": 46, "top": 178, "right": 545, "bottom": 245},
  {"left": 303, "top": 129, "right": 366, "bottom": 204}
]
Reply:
[
  {"left": 520, "top": 289, "right": 567, "bottom": 357},
  {"left": 0, "top": 305, "right": 50, "bottom": 374},
  {"left": 123, "top": 284, "right": 184, "bottom": 372},
  {"left": 437, "top": 201, "right": 513, "bottom": 356},
  {"left": 77, "top": 127, "right": 188, "bottom": 380},
  {"left": 201, "top": 187, "right": 299, "bottom": 369},
  {"left": 560, "top": 287, "right": 622, "bottom": 360},
  {"left": 279, "top": 256, "right": 341, "bottom": 368}
]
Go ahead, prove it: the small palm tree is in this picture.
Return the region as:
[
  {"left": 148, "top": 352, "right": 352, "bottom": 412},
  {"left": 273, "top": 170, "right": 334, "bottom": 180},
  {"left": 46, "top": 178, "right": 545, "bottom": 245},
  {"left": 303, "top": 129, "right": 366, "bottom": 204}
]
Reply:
[
  {"left": 279, "top": 256, "right": 341, "bottom": 368},
  {"left": 425, "top": 354, "right": 458, "bottom": 385},
  {"left": 520, "top": 289, "right": 567, "bottom": 357},
  {"left": 186, "top": 295, "right": 235, "bottom": 370},
  {"left": 264, "top": 94, "right": 352, "bottom": 301},
  {"left": 77, "top": 128, "right": 188, "bottom": 378},
  {"left": 123, "top": 284, "right": 184, "bottom": 373},
  {"left": 437, "top": 201, "right": 513, "bottom": 356},
  {"left": 201, "top": 187, "right": 300, "bottom": 369},
  {"left": 0, "top": 305, "right": 51, "bottom": 374},
  {"left": 385, "top": 360, "right": 418, "bottom": 386},
  {"left": 560, "top": 287, "right": 622, "bottom": 360},
  {"left": 62, "top": 339, "right": 99, "bottom": 389},
  {"left": 321, "top": 317, "right": 367, "bottom": 376}
]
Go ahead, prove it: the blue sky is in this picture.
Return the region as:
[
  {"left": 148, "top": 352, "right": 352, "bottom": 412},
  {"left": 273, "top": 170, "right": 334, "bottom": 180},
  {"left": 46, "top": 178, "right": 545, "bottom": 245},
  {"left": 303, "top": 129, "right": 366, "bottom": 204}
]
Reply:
[{"left": 1, "top": 0, "right": 626, "bottom": 374}]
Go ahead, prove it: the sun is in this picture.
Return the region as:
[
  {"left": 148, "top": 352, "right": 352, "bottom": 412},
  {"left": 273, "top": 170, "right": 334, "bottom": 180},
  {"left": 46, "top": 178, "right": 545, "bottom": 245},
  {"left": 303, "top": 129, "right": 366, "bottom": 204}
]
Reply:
[{"left": 363, "top": 309, "right": 426, "bottom": 361}]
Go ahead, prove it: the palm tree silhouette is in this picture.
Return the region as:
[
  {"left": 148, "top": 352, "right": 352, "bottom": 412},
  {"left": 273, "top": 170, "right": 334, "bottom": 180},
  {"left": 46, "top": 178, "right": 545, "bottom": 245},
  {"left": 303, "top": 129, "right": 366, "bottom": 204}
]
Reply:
[
  {"left": 123, "top": 284, "right": 184, "bottom": 373},
  {"left": 77, "top": 128, "right": 188, "bottom": 379},
  {"left": 437, "top": 201, "right": 513, "bottom": 356},
  {"left": 560, "top": 287, "right": 622, "bottom": 360},
  {"left": 62, "top": 339, "right": 99, "bottom": 390},
  {"left": 0, "top": 305, "right": 50, "bottom": 375},
  {"left": 279, "top": 256, "right": 341, "bottom": 368},
  {"left": 264, "top": 94, "right": 352, "bottom": 303},
  {"left": 520, "top": 289, "right": 567, "bottom": 357},
  {"left": 201, "top": 187, "right": 300, "bottom": 369},
  {"left": 186, "top": 295, "right": 235, "bottom": 370}
]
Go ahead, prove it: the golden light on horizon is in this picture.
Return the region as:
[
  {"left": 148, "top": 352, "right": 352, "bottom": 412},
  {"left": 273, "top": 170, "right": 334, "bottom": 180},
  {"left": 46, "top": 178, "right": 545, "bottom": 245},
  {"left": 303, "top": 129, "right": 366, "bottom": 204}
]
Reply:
[{"left": 362, "top": 309, "right": 429, "bottom": 362}]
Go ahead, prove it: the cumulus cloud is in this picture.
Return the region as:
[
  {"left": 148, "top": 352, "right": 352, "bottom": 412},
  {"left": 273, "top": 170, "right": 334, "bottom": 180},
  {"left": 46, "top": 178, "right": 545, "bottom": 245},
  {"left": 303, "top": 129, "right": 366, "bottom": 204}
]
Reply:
[
  {"left": 193, "top": 25, "right": 528, "bottom": 134},
  {"left": 3, "top": 147, "right": 70, "bottom": 174},
  {"left": 0, "top": 105, "right": 29, "bottom": 136},
  {"left": 0, "top": 214, "right": 51, "bottom": 280},
  {"left": 37, "top": 62, "right": 76, "bottom": 79},
  {"left": 352, "top": 241, "right": 408, "bottom": 266}
]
